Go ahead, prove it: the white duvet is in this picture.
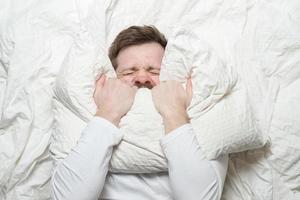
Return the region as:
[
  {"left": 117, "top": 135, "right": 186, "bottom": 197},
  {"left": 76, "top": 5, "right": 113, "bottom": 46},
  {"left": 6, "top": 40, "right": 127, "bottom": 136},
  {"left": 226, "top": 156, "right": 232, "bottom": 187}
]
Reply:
[
  {"left": 52, "top": 25, "right": 264, "bottom": 173},
  {"left": 1, "top": 0, "right": 300, "bottom": 199}
]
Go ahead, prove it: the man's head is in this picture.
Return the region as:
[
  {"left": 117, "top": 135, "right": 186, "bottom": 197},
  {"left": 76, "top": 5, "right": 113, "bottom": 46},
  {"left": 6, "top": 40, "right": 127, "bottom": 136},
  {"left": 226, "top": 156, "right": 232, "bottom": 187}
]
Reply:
[{"left": 109, "top": 25, "right": 167, "bottom": 89}]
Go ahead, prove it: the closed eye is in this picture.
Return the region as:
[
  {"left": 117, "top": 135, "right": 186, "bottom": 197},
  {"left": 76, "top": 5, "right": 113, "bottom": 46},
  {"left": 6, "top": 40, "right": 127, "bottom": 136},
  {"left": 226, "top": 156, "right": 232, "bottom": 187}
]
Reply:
[
  {"left": 122, "top": 71, "right": 135, "bottom": 75},
  {"left": 149, "top": 70, "right": 160, "bottom": 75}
]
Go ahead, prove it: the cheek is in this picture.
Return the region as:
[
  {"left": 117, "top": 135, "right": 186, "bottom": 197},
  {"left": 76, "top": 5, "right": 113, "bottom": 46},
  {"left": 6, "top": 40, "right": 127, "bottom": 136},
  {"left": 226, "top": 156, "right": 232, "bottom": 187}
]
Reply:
[
  {"left": 151, "top": 75, "right": 160, "bottom": 85},
  {"left": 119, "top": 76, "right": 133, "bottom": 85}
]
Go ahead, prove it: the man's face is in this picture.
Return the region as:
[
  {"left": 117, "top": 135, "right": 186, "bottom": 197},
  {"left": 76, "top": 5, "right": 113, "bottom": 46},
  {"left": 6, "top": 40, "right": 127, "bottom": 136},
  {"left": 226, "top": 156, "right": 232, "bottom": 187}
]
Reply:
[{"left": 115, "top": 42, "right": 165, "bottom": 89}]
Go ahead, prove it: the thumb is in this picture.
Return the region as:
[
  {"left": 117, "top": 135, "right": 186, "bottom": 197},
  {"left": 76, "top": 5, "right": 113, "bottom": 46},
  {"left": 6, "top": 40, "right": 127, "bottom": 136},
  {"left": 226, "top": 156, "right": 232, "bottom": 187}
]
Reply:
[
  {"left": 96, "top": 74, "right": 106, "bottom": 89},
  {"left": 93, "top": 74, "right": 106, "bottom": 98},
  {"left": 186, "top": 78, "right": 193, "bottom": 106}
]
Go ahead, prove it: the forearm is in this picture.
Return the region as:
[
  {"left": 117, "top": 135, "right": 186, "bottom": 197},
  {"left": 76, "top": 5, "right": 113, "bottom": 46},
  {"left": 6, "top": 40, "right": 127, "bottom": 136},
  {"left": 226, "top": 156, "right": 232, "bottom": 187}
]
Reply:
[
  {"left": 160, "top": 124, "right": 228, "bottom": 200},
  {"left": 51, "top": 117, "right": 123, "bottom": 200}
]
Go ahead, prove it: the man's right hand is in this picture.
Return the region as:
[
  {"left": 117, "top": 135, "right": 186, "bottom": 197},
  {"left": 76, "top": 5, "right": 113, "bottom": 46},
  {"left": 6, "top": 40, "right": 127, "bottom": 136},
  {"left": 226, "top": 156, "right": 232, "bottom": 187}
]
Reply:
[{"left": 93, "top": 74, "right": 138, "bottom": 126}]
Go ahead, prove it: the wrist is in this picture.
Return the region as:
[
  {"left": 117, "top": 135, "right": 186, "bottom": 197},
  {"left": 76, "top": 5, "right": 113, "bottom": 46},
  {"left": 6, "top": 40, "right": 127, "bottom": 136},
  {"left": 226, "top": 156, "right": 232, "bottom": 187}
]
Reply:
[
  {"left": 95, "top": 110, "right": 121, "bottom": 127},
  {"left": 162, "top": 111, "right": 189, "bottom": 134}
]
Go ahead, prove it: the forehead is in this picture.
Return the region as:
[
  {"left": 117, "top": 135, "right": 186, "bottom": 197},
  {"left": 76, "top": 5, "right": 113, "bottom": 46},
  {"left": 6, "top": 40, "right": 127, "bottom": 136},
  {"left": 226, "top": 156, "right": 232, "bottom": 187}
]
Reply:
[{"left": 116, "top": 42, "right": 165, "bottom": 71}]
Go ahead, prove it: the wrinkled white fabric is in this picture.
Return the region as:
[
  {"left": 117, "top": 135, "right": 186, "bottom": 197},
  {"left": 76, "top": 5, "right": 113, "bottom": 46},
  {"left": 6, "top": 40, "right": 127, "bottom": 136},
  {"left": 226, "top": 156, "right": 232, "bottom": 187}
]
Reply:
[
  {"left": 52, "top": 27, "right": 264, "bottom": 173},
  {"left": 1, "top": 0, "right": 300, "bottom": 199}
]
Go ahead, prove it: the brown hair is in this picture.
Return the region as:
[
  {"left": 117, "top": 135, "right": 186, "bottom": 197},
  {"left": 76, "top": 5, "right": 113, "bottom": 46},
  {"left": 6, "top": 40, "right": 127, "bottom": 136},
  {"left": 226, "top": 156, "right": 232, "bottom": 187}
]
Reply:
[{"left": 108, "top": 25, "right": 167, "bottom": 69}]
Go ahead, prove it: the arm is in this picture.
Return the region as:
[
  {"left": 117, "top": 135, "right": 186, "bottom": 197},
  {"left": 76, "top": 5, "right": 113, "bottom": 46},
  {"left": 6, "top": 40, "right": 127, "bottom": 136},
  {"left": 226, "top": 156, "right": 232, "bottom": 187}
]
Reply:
[
  {"left": 152, "top": 79, "right": 228, "bottom": 199},
  {"left": 52, "top": 75, "right": 137, "bottom": 200},
  {"left": 160, "top": 124, "right": 228, "bottom": 200},
  {"left": 51, "top": 117, "right": 123, "bottom": 200}
]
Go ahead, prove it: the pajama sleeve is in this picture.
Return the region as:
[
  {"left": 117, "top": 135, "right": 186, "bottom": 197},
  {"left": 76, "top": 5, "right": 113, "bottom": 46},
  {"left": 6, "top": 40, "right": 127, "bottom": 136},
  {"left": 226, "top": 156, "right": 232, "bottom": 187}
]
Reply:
[
  {"left": 160, "top": 124, "right": 228, "bottom": 200},
  {"left": 51, "top": 117, "right": 123, "bottom": 200}
]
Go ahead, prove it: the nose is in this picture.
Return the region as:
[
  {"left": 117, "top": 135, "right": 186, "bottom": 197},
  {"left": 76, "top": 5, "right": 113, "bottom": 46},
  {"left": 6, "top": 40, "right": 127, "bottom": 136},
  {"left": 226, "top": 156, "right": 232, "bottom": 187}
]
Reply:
[{"left": 133, "top": 71, "right": 154, "bottom": 89}]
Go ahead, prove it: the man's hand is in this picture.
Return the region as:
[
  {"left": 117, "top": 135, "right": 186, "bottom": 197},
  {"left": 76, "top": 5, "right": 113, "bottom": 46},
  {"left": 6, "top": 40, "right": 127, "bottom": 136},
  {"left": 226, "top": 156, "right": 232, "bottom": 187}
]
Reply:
[
  {"left": 151, "top": 79, "right": 193, "bottom": 134},
  {"left": 93, "top": 75, "right": 138, "bottom": 126}
]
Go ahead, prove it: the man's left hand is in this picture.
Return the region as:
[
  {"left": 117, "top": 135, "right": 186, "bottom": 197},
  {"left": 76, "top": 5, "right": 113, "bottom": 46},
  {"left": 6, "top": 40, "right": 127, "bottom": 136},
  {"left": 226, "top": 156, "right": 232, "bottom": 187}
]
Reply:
[{"left": 151, "top": 79, "right": 193, "bottom": 134}]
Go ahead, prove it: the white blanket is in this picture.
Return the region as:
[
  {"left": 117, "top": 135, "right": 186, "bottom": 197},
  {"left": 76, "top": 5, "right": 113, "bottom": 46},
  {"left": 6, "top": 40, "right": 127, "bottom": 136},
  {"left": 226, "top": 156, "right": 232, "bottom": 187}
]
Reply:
[
  {"left": 52, "top": 25, "right": 264, "bottom": 172},
  {"left": 1, "top": 0, "right": 299, "bottom": 199}
]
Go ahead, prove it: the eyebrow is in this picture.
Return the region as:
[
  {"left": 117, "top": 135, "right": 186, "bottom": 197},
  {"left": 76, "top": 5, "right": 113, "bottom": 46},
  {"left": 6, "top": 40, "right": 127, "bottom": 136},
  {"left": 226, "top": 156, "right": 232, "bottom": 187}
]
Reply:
[{"left": 147, "top": 66, "right": 160, "bottom": 70}]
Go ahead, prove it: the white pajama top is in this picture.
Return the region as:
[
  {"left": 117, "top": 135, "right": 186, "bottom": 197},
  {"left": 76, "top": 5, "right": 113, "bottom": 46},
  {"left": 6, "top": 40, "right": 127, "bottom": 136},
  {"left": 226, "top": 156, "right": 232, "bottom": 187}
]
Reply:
[{"left": 52, "top": 117, "right": 228, "bottom": 200}]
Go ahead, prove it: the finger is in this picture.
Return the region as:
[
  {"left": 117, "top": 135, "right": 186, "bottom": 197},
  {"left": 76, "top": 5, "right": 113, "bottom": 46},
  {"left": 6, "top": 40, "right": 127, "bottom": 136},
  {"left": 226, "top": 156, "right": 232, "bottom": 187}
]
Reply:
[
  {"left": 96, "top": 74, "right": 106, "bottom": 89},
  {"left": 186, "top": 78, "right": 193, "bottom": 106},
  {"left": 151, "top": 86, "right": 157, "bottom": 96},
  {"left": 94, "top": 75, "right": 106, "bottom": 98},
  {"left": 132, "top": 85, "right": 138, "bottom": 91}
]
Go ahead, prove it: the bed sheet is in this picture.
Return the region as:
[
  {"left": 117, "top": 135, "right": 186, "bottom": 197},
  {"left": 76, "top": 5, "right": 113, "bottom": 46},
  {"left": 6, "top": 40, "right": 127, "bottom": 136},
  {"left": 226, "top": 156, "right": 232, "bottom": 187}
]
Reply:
[{"left": 0, "top": 0, "right": 299, "bottom": 199}]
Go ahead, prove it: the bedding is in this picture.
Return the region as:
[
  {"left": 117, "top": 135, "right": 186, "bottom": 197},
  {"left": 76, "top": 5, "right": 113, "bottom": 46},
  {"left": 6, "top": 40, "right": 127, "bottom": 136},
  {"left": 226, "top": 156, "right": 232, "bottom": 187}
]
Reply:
[
  {"left": 0, "top": 0, "right": 299, "bottom": 199},
  {"left": 51, "top": 25, "right": 264, "bottom": 173}
]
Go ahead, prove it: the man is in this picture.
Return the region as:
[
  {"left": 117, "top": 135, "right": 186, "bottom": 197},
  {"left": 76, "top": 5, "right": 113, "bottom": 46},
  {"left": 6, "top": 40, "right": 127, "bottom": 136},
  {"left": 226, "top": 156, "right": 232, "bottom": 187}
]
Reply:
[{"left": 52, "top": 26, "right": 228, "bottom": 200}]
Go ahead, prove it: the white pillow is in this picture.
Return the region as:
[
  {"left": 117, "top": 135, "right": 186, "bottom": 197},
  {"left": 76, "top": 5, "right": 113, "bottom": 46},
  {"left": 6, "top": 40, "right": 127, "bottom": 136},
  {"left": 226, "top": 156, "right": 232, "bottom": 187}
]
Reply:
[
  {"left": 160, "top": 28, "right": 267, "bottom": 159},
  {"left": 51, "top": 27, "right": 266, "bottom": 173}
]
